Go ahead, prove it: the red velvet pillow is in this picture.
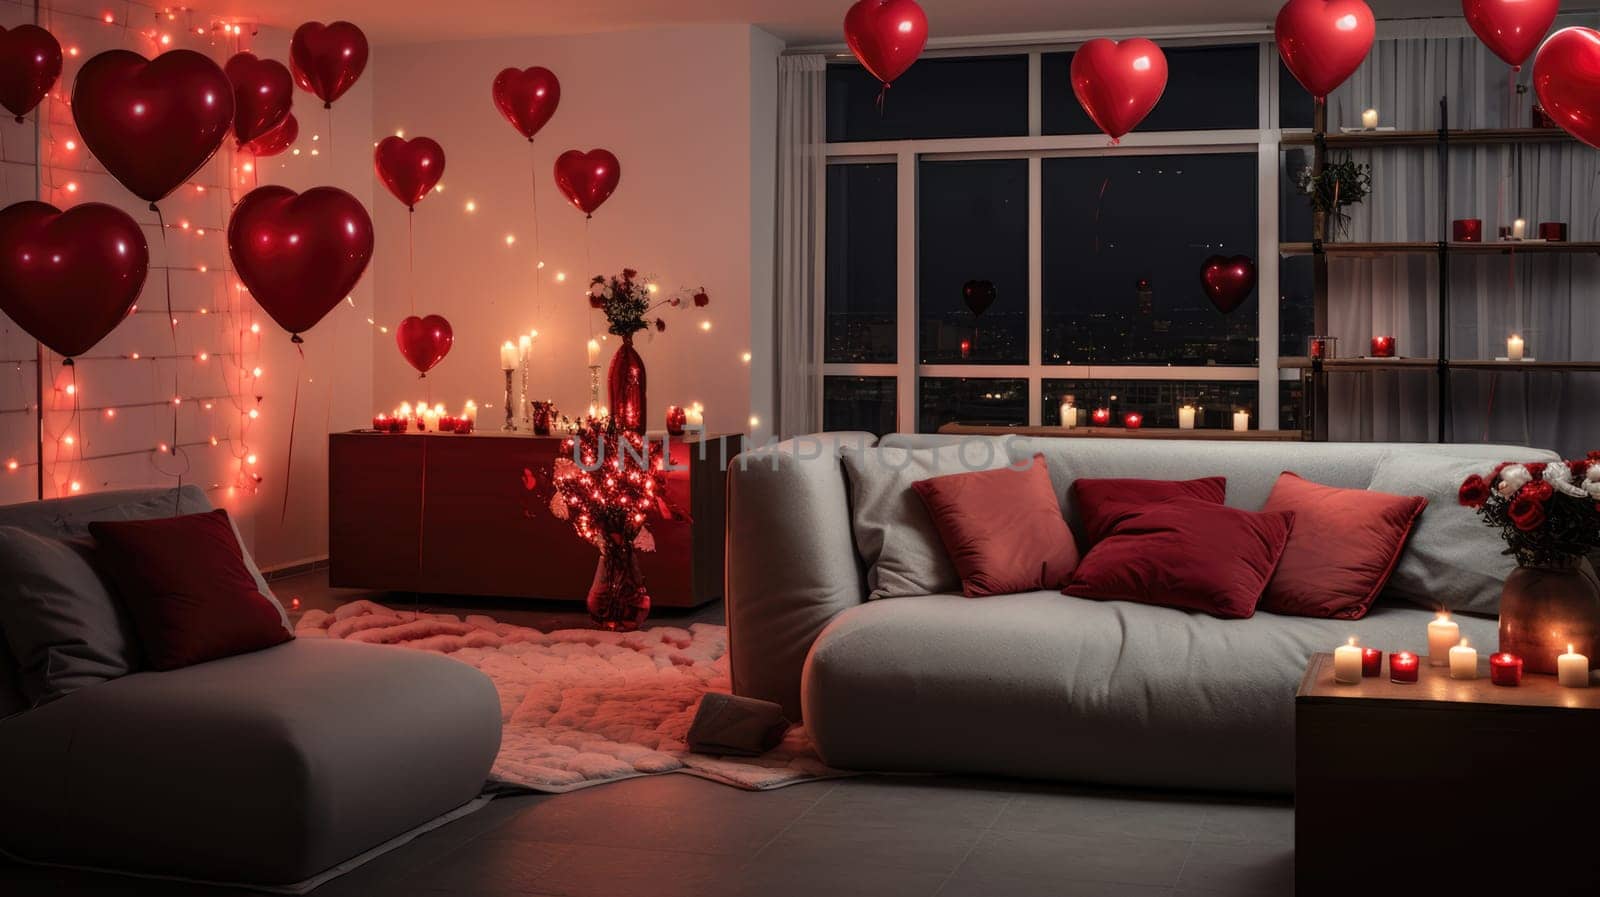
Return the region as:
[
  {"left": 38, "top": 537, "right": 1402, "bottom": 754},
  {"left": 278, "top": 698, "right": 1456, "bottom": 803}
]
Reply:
[
  {"left": 89, "top": 509, "right": 291, "bottom": 670},
  {"left": 1259, "top": 472, "right": 1428, "bottom": 619},
  {"left": 1071, "top": 476, "right": 1227, "bottom": 547},
  {"left": 1064, "top": 497, "right": 1294, "bottom": 619},
  {"left": 912, "top": 455, "right": 1079, "bottom": 597}
]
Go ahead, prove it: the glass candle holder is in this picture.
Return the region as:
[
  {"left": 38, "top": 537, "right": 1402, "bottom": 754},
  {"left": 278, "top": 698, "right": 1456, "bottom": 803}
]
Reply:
[
  {"left": 1389, "top": 651, "right": 1420, "bottom": 683},
  {"left": 1491, "top": 653, "right": 1523, "bottom": 687},
  {"left": 1452, "top": 218, "right": 1483, "bottom": 242},
  {"left": 1361, "top": 647, "right": 1383, "bottom": 678},
  {"left": 1370, "top": 336, "right": 1396, "bottom": 358},
  {"left": 1122, "top": 412, "right": 1143, "bottom": 430},
  {"left": 665, "top": 404, "right": 687, "bottom": 436},
  {"left": 1308, "top": 335, "right": 1338, "bottom": 361},
  {"left": 1091, "top": 408, "right": 1111, "bottom": 426}
]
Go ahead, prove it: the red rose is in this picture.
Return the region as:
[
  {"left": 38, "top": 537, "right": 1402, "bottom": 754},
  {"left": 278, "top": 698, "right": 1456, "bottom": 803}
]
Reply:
[
  {"left": 622, "top": 268, "right": 637, "bottom": 281},
  {"left": 589, "top": 294, "right": 606, "bottom": 309},
  {"left": 692, "top": 290, "right": 710, "bottom": 308},
  {"left": 1525, "top": 462, "right": 1547, "bottom": 480},
  {"left": 1508, "top": 495, "right": 1548, "bottom": 531},
  {"left": 1458, "top": 474, "right": 1491, "bottom": 508},
  {"left": 1523, "top": 480, "right": 1554, "bottom": 503},
  {"left": 1588, "top": 451, "right": 1600, "bottom": 461},
  {"left": 654, "top": 318, "right": 666, "bottom": 332},
  {"left": 1570, "top": 460, "right": 1591, "bottom": 479}
]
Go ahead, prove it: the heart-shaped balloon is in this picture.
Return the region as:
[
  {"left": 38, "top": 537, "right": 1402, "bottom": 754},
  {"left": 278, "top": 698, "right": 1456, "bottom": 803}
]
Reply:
[
  {"left": 228, "top": 185, "right": 374, "bottom": 338},
  {"left": 374, "top": 136, "right": 445, "bottom": 210},
  {"left": 1200, "top": 255, "right": 1257, "bottom": 315},
  {"left": 71, "top": 49, "right": 234, "bottom": 205},
  {"left": 1533, "top": 27, "right": 1600, "bottom": 149},
  {"left": 492, "top": 67, "right": 560, "bottom": 141},
  {"left": 1275, "top": 0, "right": 1376, "bottom": 100},
  {"left": 1464, "top": 0, "right": 1559, "bottom": 71},
  {"left": 0, "top": 201, "right": 148, "bottom": 358},
  {"left": 0, "top": 24, "right": 61, "bottom": 123},
  {"left": 246, "top": 113, "right": 298, "bottom": 157},
  {"left": 289, "top": 21, "right": 368, "bottom": 108},
  {"left": 224, "top": 52, "right": 293, "bottom": 146},
  {"left": 962, "top": 280, "right": 996, "bottom": 317},
  {"left": 553, "top": 149, "right": 621, "bottom": 217},
  {"left": 843, "top": 0, "right": 929, "bottom": 87},
  {"left": 1071, "top": 38, "right": 1169, "bottom": 142},
  {"left": 396, "top": 314, "right": 453, "bottom": 375}
]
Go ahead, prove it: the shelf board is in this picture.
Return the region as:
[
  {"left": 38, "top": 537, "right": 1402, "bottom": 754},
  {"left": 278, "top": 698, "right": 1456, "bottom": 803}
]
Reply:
[
  {"left": 937, "top": 424, "right": 1303, "bottom": 441},
  {"left": 1280, "top": 127, "right": 1575, "bottom": 148},
  {"left": 1280, "top": 241, "right": 1600, "bottom": 257},
  {"left": 1280, "top": 357, "right": 1600, "bottom": 373}
]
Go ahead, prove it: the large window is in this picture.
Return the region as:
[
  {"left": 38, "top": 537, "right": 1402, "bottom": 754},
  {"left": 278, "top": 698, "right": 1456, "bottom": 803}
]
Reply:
[{"left": 918, "top": 159, "right": 1028, "bottom": 365}]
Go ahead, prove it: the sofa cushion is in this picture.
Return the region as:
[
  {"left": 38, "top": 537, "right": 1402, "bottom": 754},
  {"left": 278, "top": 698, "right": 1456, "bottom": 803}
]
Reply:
[
  {"left": 1071, "top": 476, "right": 1226, "bottom": 547},
  {"left": 911, "top": 456, "right": 1078, "bottom": 597},
  {"left": 1261, "top": 472, "right": 1427, "bottom": 620},
  {"left": 0, "top": 633, "right": 27, "bottom": 720},
  {"left": 0, "top": 527, "right": 137, "bottom": 706},
  {"left": 1064, "top": 498, "right": 1294, "bottom": 619},
  {"left": 841, "top": 439, "right": 1012, "bottom": 601}
]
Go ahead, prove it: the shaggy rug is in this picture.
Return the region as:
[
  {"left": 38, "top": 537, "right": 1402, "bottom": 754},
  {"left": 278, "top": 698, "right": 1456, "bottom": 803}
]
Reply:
[{"left": 295, "top": 601, "right": 842, "bottom": 793}]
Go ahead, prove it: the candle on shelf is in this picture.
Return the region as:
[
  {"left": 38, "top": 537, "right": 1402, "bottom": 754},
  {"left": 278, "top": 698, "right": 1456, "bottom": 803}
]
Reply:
[
  {"left": 1361, "top": 108, "right": 1378, "bottom": 129},
  {"left": 1540, "top": 221, "right": 1568, "bottom": 242},
  {"left": 1452, "top": 218, "right": 1483, "bottom": 243},
  {"left": 1512, "top": 218, "right": 1527, "bottom": 240},
  {"left": 372, "top": 413, "right": 388, "bottom": 431},
  {"left": 1507, "top": 333, "right": 1525, "bottom": 362},
  {"left": 685, "top": 403, "right": 704, "bottom": 428},
  {"left": 1558, "top": 645, "right": 1590, "bottom": 688},
  {"left": 586, "top": 338, "right": 601, "bottom": 367},
  {"left": 519, "top": 334, "right": 532, "bottom": 360},
  {"left": 1122, "top": 412, "right": 1143, "bottom": 430},
  {"left": 463, "top": 400, "right": 478, "bottom": 428},
  {"left": 1178, "top": 405, "right": 1196, "bottom": 430},
  {"left": 959, "top": 339, "right": 971, "bottom": 359},
  {"left": 1490, "top": 652, "right": 1523, "bottom": 687},
  {"left": 1449, "top": 638, "right": 1478, "bottom": 680},
  {"left": 1091, "top": 407, "right": 1112, "bottom": 426},
  {"left": 1390, "top": 651, "right": 1420, "bottom": 683},
  {"left": 500, "top": 341, "right": 518, "bottom": 371},
  {"left": 422, "top": 407, "right": 440, "bottom": 432},
  {"left": 1361, "top": 646, "right": 1383, "bottom": 678},
  {"left": 1427, "top": 612, "right": 1460, "bottom": 666},
  {"left": 1334, "top": 637, "right": 1364, "bottom": 685},
  {"left": 1059, "top": 400, "right": 1077, "bottom": 429},
  {"left": 665, "top": 405, "right": 687, "bottom": 436},
  {"left": 1232, "top": 410, "right": 1250, "bottom": 432},
  {"left": 1370, "top": 335, "right": 1396, "bottom": 358}
]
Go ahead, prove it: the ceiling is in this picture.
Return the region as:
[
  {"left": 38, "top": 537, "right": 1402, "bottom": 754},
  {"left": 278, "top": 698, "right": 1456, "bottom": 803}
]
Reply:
[{"left": 193, "top": 0, "right": 1562, "bottom": 47}]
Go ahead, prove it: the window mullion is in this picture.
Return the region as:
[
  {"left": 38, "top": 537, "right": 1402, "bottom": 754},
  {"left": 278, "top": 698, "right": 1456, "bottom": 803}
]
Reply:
[{"left": 896, "top": 151, "right": 918, "bottom": 433}]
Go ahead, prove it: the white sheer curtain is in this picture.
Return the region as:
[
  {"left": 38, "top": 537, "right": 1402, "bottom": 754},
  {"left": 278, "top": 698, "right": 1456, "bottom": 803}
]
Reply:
[
  {"left": 1318, "top": 15, "right": 1600, "bottom": 454},
  {"left": 774, "top": 54, "right": 826, "bottom": 439}
]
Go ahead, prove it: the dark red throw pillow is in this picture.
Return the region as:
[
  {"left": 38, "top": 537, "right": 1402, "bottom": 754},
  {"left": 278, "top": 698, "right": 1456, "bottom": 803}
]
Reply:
[
  {"left": 1259, "top": 472, "right": 1428, "bottom": 619},
  {"left": 912, "top": 455, "right": 1079, "bottom": 597},
  {"left": 89, "top": 509, "right": 291, "bottom": 670},
  {"left": 1064, "top": 498, "right": 1294, "bottom": 619},
  {"left": 1071, "top": 476, "right": 1227, "bottom": 547}
]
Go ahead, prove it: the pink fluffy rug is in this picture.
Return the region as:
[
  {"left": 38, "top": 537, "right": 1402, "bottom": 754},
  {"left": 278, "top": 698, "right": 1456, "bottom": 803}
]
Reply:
[{"left": 295, "top": 601, "right": 841, "bottom": 792}]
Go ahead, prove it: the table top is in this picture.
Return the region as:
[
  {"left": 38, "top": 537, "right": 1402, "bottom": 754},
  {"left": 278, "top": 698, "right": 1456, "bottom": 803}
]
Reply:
[
  {"left": 339, "top": 429, "right": 738, "bottom": 445},
  {"left": 1297, "top": 652, "right": 1600, "bottom": 712}
]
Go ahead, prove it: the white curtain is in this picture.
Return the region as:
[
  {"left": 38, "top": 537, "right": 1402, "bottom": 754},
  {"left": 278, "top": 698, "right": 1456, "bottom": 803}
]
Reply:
[
  {"left": 1318, "top": 15, "right": 1600, "bottom": 455},
  {"left": 774, "top": 54, "right": 826, "bottom": 439}
]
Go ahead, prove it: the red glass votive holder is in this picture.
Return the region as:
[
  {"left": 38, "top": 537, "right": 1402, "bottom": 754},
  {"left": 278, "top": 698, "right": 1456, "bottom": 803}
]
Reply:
[
  {"left": 959, "top": 339, "right": 972, "bottom": 359},
  {"left": 1390, "top": 651, "right": 1420, "bottom": 683},
  {"left": 1452, "top": 218, "right": 1483, "bottom": 243},
  {"left": 1540, "top": 222, "right": 1567, "bottom": 242},
  {"left": 1123, "top": 412, "right": 1143, "bottom": 430},
  {"left": 1091, "top": 408, "right": 1112, "bottom": 426},
  {"left": 1362, "top": 647, "right": 1383, "bottom": 678},
  {"left": 372, "top": 414, "right": 388, "bottom": 432},
  {"left": 1491, "top": 652, "right": 1524, "bottom": 687},
  {"left": 665, "top": 405, "right": 686, "bottom": 436},
  {"left": 390, "top": 417, "right": 409, "bottom": 434},
  {"left": 1370, "top": 336, "right": 1396, "bottom": 358}
]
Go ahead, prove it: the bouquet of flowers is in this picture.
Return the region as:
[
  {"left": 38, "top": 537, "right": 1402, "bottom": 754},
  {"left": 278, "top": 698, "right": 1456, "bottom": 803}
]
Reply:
[
  {"left": 588, "top": 267, "right": 709, "bottom": 337},
  {"left": 1459, "top": 454, "right": 1600, "bottom": 566}
]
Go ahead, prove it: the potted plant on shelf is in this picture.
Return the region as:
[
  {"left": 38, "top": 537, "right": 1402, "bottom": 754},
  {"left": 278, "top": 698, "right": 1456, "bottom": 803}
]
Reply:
[
  {"left": 1459, "top": 456, "right": 1600, "bottom": 674},
  {"left": 588, "top": 268, "right": 709, "bottom": 433},
  {"left": 1295, "top": 155, "right": 1372, "bottom": 242}
]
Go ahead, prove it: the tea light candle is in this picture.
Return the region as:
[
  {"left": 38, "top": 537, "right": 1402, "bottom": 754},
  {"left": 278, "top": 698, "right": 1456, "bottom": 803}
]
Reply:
[
  {"left": 1491, "top": 652, "right": 1523, "bottom": 687},
  {"left": 500, "top": 341, "right": 518, "bottom": 371},
  {"left": 1123, "top": 412, "right": 1143, "bottom": 430},
  {"left": 1232, "top": 410, "right": 1249, "bottom": 432},
  {"left": 1558, "top": 645, "right": 1590, "bottom": 688},
  {"left": 587, "top": 338, "right": 601, "bottom": 366},
  {"left": 1334, "top": 637, "right": 1363, "bottom": 684},
  {"left": 1361, "top": 647, "right": 1383, "bottom": 678},
  {"left": 1370, "top": 336, "right": 1396, "bottom": 358},
  {"left": 422, "top": 407, "right": 440, "bottom": 432},
  {"left": 959, "top": 339, "right": 971, "bottom": 359},
  {"left": 372, "top": 413, "right": 388, "bottom": 431},
  {"left": 685, "top": 403, "right": 704, "bottom": 428},
  {"left": 1507, "top": 334, "right": 1525, "bottom": 362},
  {"left": 1512, "top": 218, "right": 1527, "bottom": 240},
  {"left": 1178, "top": 405, "right": 1196, "bottom": 430},
  {"left": 463, "top": 401, "right": 478, "bottom": 427},
  {"left": 1091, "top": 407, "right": 1111, "bottom": 426},
  {"left": 1059, "top": 401, "right": 1077, "bottom": 429},
  {"left": 1361, "top": 108, "right": 1378, "bottom": 129},
  {"left": 1449, "top": 639, "right": 1478, "bottom": 680},
  {"left": 1427, "top": 613, "right": 1459, "bottom": 666},
  {"left": 1390, "top": 651, "right": 1420, "bottom": 683}
]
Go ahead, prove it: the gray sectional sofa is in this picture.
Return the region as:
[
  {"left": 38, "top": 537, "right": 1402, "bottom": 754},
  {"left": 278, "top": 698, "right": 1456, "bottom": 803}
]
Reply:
[
  {"left": 728, "top": 433, "right": 1554, "bottom": 794},
  {"left": 0, "top": 486, "right": 502, "bottom": 888}
]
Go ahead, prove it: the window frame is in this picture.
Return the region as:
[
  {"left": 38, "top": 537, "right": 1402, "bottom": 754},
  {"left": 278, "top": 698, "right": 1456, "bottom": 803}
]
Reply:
[{"left": 819, "top": 40, "right": 1292, "bottom": 433}]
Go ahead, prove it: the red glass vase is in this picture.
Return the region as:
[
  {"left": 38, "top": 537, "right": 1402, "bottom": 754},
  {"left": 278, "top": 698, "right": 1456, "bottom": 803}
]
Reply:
[
  {"left": 607, "top": 333, "right": 647, "bottom": 433},
  {"left": 586, "top": 541, "right": 651, "bottom": 632}
]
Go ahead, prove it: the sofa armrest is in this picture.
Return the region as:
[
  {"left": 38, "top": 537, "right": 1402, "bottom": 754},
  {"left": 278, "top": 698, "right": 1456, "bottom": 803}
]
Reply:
[{"left": 727, "top": 433, "right": 872, "bottom": 719}]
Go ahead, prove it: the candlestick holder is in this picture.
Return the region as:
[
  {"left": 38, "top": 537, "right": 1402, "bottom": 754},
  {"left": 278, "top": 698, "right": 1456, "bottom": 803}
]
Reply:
[
  {"left": 520, "top": 355, "right": 531, "bottom": 429},
  {"left": 502, "top": 370, "right": 516, "bottom": 432},
  {"left": 588, "top": 364, "right": 601, "bottom": 414}
]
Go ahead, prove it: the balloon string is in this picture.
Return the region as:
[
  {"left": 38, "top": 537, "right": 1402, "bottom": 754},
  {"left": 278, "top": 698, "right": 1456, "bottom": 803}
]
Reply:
[
  {"left": 280, "top": 339, "right": 305, "bottom": 523},
  {"left": 325, "top": 105, "right": 335, "bottom": 164},
  {"left": 1092, "top": 177, "right": 1111, "bottom": 254},
  {"left": 875, "top": 82, "right": 889, "bottom": 117},
  {"left": 151, "top": 203, "right": 184, "bottom": 508},
  {"left": 417, "top": 434, "right": 428, "bottom": 576},
  {"left": 408, "top": 207, "right": 415, "bottom": 315},
  {"left": 530, "top": 143, "right": 542, "bottom": 312}
]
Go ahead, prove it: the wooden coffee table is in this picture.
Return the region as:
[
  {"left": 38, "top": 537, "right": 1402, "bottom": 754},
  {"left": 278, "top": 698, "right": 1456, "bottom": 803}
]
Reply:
[{"left": 1296, "top": 652, "right": 1600, "bottom": 896}]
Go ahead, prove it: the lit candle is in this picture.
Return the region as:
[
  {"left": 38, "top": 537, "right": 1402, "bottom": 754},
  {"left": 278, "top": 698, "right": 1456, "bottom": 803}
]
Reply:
[
  {"left": 463, "top": 400, "right": 478, "bottom": 427},
  {"left": 422, "top": 407, "right": 440, "bottom": 432},
  {"left": 1390, "top": 651, "right": 1420, "bottom": 683},
  {"left": 1512, "top": 218, "right": 1527, "bottom": 240},
  {"left": 1507, "top": 333, "right": 1525, "bottom": 362},
  {"left": 1427, "top": 613, "right": 1459, "bottom": 666},
  {"left": 1370, "top": 335, "right": 1396, "bottom": 358},
  {"left": 1361, "top": 108, "right": 1378, "bottom": 129},
  {"left": 587, "top": 338, "right": 601, "bottom": 367},
  {"left": 1091, "top": 407, "right": 1111, "bottom": 426},
  {"left": 398, "top": 402, "right": 413, "bottom": 420},
  {"left": 1232, "top": 410, "right": 1250, "bottom": 432},
  {"left": 1178, "top": 405, "right": 1196, "bottom": 430},
  {"left": 1361, "top": 647, "right": 1383, "bottom": 678},
  {"left": 685, "top": 403, "right": 704, "bottom": 428},
  {"left": 1449, "top": 638, "right": 1478, "bottom": 680},
  {"left": 372, "top": 412, "right": 388, "bottom": 431},
  {"left": 1558, "top": 644, "right": 1590, "bottom": 688},
  {"left": 1334, "top": 637, "right": 1363, "bottom": 684},
  {"left": 519, "top": 334, "right": 532, "bottom": 360},
  {"left": 1122, "top": 412, "right": 1143, "bottom": 430},
  {"left": 500, "top": 341, "right": 518, "bottom": 371},
  {"left": 1059, "top": 401, "right": 1077, "bottom": 429},
  {"left": 1490, "top": 652, "right": 1523, "bottom": 687}
]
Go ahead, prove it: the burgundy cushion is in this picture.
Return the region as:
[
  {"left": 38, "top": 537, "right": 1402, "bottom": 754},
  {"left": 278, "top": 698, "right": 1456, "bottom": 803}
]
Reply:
[
  {"left": 89, "top": 509, "right": 291, "bottom": 670},
  {"left": 1071, "top": 476, "right": 1227, "bottom": 547},
  {"left": 1259, "top": 472, "right": 1428, "bottom": 620},
  {"left": 1064, "top": 498, "right": 1294, "bottom": 619},
  {"left": 911, "top": 456, "right": 1079, "bottom": 597}
]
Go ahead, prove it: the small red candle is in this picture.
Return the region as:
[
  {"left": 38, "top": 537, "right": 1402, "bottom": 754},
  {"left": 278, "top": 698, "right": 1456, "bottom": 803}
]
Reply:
[
  {"left": 1491, "top": 652, "right": 1523, "bottom": 687},
  {"left": 959, "top": 339, "right": 971, "bottom": 359},
  {"left": 1123, "top": 412, "right": 1143, "bottom": 430},
  {"left": 1362, "top": 647, "right": 1383, "bottom": 678},
  {"left": 1540, "top": 222, "right": 1567, "bottom": 242},
  {"left": 1390, "top": 651, "right": 1420, "bottom": 683},
  {"left": 390, "top": 416, "right": 408, "bottom": 434},
  {"left": 1091, "top": 408, "right": 1111, "bottom": 426},
  {"left": 1452, "top": 218, "right": 1482, "bottom": 243},
  {"left": 1370, "top": 336, "right": 1396, "bottom": 358},
  {"left": 372, "top": 413, "right": 388, "bottom": 431},
  {"left": 665, "top": 405, "right": 687, "bottom": 436}
]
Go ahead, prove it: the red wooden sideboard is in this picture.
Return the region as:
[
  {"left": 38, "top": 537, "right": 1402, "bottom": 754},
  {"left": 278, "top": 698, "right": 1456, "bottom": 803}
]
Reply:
[{"left": 328, "top": 431, "right": 741, "bottom": 607}]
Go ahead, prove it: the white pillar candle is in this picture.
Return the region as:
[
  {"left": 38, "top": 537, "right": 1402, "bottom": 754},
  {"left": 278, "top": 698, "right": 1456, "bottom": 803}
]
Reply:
[
  {"left": 1449, "top": 639, "right": 1478, "bottom": 680},
  {"left": 685, "top": 404, "right": 705, "bottom": 428},
  {"left": 518, "top": 334, "right": 532, "bottom": 360},
  {"left": 1059, "top": 401, "right": 1076, "bottom": 429},
  {"left": 500, "top": 341, "right": 518, "bottom": 371},
  {"left": 586, "top": 338, "right": 601, "bottom": 367},
  {"left": 1334, "top": 637, "right": 1363, "bottom": 684},
  {"left": 1507, "top": 334, "right": 1525, "bottom": 362},
  {"left": 1558, "top": 644, "right": 1590, "bottom": 688},
  {"left": 1178, "top": 405, "right": 1196, "bottom": 430},
  {"left": 1232, "top": 410, "right": 1249, "bottom": 432},
  {"left": 1427, "top": 613, "right": 1460, "bottom": 666},
  {"left": 1361, "top": 108, "right": 1378, "bottom": 129},
  {"left": 1512, "top": 218, "right": 1527, "bottom": 239},
  {"left": 463, "top": 401, "right": 478, "bottom": 426},
  {"left": 422, "top": 408, "right": 440, "bottom": 431}
]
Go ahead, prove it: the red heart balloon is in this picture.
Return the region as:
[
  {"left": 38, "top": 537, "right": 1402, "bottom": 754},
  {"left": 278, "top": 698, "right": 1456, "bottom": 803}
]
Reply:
[
  {"left": 224, "top": 52, "right": 293, "bottom": 146},
  {"left": 396, "top": 314, "right": 453, "bottom": 375},
  {"left": 245, "top": 113, "right": 298, "bottom": 157},
  {"left": 1071, "top": 38, "right": 1169, "bottom": 142},
  {"left": 843, "top": 0, "right": 929, "bottom": 87},
  {"left": 374, "top": 136, "right": 445, "bottom": 210},
  {"left": 71, "top": 49, "right": 234, "bottom": 205},
  {"left": 492, "top": 67, "right": 560, "bottom": 141},
  {"left": 0, "top": 201, "right": 148, "bottom": 358},
  {"left": 553, "top": 149, "right": 621, "bottom": 217},
  {"left": 0, "top": 24, "right": 61, "bottom": 123},
  {"left": 1534, "top": 27, "right": 1600, "bottom": 149},
  {"left": 1275, "top": 0, "right": 1376, "bottom": 100},
  {"left": 1464, "top": 0, "right": 1559, "bottom": 71},
  {"left": 227, "top": 186, "right": 374, "bottom": 338},
  {"left": 289, "top": 21, "right": 367, "bottom": 108},
  {"left": 1200, "top": 255, "right": 1257, "bottom": 315}
]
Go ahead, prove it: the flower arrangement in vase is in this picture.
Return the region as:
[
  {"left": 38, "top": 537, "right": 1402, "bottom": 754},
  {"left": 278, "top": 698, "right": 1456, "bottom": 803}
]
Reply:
[
  {"left": 1459, "top": 455, "right": 1600, "bottom": 674},
  {"left": 1295, "top": 155, "right": 1372, "bottom": 242},
  {"left": 588, "top": 268, "right": 709, "bottom": 433}
]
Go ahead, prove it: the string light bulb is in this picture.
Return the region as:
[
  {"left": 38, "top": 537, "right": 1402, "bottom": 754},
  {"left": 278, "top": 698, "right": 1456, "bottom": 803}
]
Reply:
[
  {"left": 464, "top": 200, "right": 477, "bottom": 213},
  {"left": 4, "top": 460, "right": 16, "bottom": 473},
  {"left": 69, "top": 481, "right": 81, "bottom": 493},
  {"left": 504, "top": 234, "right": 516, "bottom": 246}
]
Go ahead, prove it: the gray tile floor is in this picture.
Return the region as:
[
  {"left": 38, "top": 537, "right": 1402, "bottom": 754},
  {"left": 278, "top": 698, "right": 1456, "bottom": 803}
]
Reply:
[{"left": 0, "top": 572, "right": 1295, "bottom": 896}]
